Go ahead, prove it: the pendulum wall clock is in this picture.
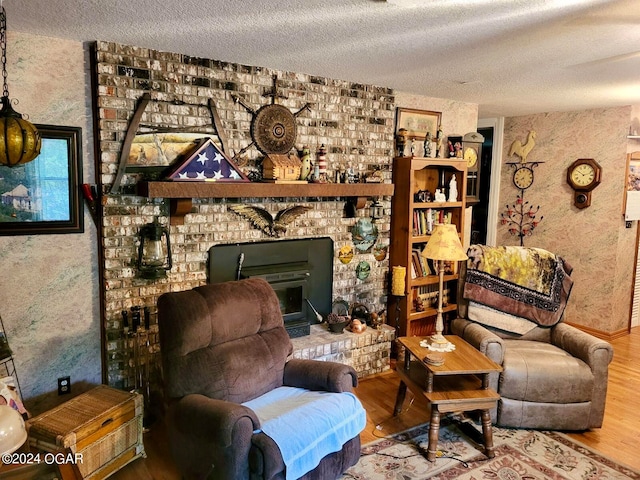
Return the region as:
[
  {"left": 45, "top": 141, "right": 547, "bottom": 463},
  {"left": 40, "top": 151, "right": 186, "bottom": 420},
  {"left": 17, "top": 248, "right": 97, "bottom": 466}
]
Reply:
[{"left": 566, "top": 158, "right": 602, "bottom": 209}]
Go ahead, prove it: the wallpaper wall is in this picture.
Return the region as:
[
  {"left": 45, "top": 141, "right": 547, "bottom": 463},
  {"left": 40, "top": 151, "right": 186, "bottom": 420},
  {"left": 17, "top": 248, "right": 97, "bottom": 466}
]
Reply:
[
  {"left": 0, "top": 32, "right": 100, "bottom": 414},
  {"left": 498, "top": 107, "right": 635, "bottom": 335}
]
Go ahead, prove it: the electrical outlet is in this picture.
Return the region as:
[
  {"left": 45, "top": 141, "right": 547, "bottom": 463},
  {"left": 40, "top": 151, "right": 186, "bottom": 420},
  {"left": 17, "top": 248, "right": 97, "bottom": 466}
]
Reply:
[{"left": 58, "top": 376, "right": 71, "bottom": 395}]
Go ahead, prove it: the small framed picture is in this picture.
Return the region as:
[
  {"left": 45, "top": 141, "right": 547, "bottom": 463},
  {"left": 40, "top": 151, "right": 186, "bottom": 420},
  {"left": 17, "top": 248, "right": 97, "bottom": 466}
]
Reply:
[
  {"left": 395, "top": 108, "right": 441, "bottom": 140},
  {"left": 0, "top": 124, "right": 83, "bottom": 235},
  {"left": 623, "top": 151, "right": 640, "bottom": 219}
]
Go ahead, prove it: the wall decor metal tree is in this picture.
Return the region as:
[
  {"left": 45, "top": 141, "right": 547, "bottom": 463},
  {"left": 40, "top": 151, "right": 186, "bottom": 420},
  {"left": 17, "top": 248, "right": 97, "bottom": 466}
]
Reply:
[
  {"left": 500, "top": 194, "right": 543, "bottom": 246},
  {"left": 503, "top": 130, "right": 544, "bottom": 246}
]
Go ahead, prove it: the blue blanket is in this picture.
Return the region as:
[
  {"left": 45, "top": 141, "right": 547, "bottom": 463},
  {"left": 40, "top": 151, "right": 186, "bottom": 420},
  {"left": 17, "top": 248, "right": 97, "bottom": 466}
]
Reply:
[{"left": 243, "top": 386, "right": 366, "bottom": 480}]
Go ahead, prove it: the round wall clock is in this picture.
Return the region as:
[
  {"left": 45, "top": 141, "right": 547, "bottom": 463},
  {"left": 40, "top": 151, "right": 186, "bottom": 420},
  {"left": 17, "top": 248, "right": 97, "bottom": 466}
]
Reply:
[
  {"left": 512, "top": 166, "right": 534, "bottom": 190},
  {"left": 566, "top": 158, "right": 602, "bottom": 209},
  {"left": 462, "top": 132, "right": 484, "bottom": 204},
  {"left": 464, "top": 147, "right": 477, "bottom": 168}
]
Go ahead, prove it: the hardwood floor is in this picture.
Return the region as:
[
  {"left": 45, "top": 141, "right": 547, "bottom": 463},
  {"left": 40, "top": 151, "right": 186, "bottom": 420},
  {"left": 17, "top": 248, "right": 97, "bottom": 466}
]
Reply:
[{"left": 111, "top": 327, "right": 640, "bottom": 479}]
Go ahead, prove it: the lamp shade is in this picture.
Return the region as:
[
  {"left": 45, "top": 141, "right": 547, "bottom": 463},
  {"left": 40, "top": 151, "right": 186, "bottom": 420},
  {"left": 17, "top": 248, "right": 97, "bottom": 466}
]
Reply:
[
  {"left": 0, "top": 6, "right": 42, "bottom": 167},
  {"left": 0, "top": 405, "right": 26, "bottom": 455},
  {"left": 421, "top": 223, "right": 467, "bottom": 261}
]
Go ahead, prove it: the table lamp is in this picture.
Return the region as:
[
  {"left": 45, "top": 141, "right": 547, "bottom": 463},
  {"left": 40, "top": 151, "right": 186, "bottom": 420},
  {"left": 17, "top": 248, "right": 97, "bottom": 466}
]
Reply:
[{"left": 421, "top": 223, "right": 468, "bottom": 351}]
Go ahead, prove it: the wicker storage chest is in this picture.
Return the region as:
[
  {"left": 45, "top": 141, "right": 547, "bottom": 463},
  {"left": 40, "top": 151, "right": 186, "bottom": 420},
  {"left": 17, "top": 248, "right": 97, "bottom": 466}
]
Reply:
[{"left": 25, "top": 385, "right": 145, "bottom": 479}]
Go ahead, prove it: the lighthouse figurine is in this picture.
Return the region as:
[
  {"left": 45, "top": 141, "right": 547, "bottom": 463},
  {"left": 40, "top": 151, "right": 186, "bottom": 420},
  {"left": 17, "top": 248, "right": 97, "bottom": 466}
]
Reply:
[
  {"left": 317, "top": 144, "right": 328, "bottom": 183},
  {"left": 299, "top": 145, "right": 311, "bottom": 181}
]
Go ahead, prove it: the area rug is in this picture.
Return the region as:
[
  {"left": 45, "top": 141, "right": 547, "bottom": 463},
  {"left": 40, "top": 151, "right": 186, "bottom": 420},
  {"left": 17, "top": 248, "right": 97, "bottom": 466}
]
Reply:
[{"left": 342, "top": 418, "right": 640, "bottom": 479}]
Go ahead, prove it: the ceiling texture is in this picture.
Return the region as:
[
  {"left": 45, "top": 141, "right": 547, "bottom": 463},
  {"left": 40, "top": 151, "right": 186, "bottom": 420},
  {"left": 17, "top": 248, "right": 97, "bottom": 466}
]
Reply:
[{"left": 4, "top": 0, "right": 640, "bottom": 117}]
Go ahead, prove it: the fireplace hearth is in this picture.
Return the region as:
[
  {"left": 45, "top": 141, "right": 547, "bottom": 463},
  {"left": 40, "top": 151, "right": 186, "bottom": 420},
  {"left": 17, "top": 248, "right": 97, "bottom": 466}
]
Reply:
[{"left": 208, "top": 238, "right": 333, "bottom": 337}]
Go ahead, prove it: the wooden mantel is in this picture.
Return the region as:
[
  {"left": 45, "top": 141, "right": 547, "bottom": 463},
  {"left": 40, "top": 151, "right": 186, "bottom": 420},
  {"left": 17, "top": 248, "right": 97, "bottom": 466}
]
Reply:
[{"left": 138, "top": 181, "right": 395, "bottom": 224}]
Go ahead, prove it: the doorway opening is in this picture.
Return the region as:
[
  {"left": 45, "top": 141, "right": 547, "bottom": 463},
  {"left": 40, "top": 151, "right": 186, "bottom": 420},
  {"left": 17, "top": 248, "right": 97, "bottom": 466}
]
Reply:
[{"left": 469, "top": 126, "right": 494, "bottom": 245}]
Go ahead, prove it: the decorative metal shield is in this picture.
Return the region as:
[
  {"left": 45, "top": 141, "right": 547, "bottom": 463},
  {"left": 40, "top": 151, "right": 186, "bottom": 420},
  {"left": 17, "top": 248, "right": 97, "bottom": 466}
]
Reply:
[{"left": 251, "top": 104, "right": 297, "bottom": 154}]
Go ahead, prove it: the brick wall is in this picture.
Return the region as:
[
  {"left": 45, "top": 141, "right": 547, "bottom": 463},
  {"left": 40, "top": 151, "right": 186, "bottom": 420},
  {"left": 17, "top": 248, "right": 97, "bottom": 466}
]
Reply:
[{"left": 93, "top": 41, "right": 396, "bottom": 387}]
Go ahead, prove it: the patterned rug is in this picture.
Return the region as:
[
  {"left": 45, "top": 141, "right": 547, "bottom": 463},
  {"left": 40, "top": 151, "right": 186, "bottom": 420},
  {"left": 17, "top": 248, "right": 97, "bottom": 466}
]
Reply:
[{"left": 342, "top": 419, "right": 640, "bottom": 479}]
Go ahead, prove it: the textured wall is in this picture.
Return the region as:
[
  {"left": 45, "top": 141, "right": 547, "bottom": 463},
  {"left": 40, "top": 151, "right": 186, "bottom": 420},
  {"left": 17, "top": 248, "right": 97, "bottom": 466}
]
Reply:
[
  {"left": 498, "top": 107, "right": 635, "bottom": 335},
  {"left": 394, "top": 93, "right": 479, "bottom": 138},
  {"left": 0, "top": 32, "right": 100, "bottom": 414}
]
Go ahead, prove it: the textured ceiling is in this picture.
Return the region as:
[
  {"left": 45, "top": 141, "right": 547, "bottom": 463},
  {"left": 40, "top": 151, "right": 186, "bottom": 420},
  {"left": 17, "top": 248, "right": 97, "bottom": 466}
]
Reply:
[{"left": 5, "top": 0, "right": 640, "bottom": 117}]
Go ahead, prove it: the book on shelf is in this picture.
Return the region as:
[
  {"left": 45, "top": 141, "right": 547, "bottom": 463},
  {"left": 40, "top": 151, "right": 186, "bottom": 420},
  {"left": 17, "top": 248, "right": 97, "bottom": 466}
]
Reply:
[
  {"left": 413, "top": 248, "right": 433, "bottom": 276},
  {"left": 414, "top": 284, "right": 451, "bottom": 309},
  {"left": 412, "top": 208, "right": 454, "bottom": 236},
  {"left": 412, "top": 249, "right": 434, "bottom": 277},
  {"left": 411, "top": 250, "right": 423, "bottom": 277}
]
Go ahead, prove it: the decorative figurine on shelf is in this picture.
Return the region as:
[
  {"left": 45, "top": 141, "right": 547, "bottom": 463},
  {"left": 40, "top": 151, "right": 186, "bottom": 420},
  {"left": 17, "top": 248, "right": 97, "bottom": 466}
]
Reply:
[
  {"left": 435, "top": 127, "right": 443, "bottom": 158},
  {"left": 448, "top": 175, "right": 458, "bottom": 202},
  {"left": 454, "top": 141, "right": 462, "bottom": 158},
  {"left": 448, "top": 140, "right": 455, "bottom": 158},
  {"left": 396, "top": 128, "right": 408, "bottom": 157},
  {"left": 299, "top": 145, "right": 311, "bottom": 181},
  {"left": 434, "top": 189, "right": 446, "bottom": 202},
  {"left": 335, "top": 163, "right": 346, "bottom": 183},
  {"left": 347, "top": 164, "right": 356, "bottom": 184},
  {"left": 316, "top": 144, "right": 328, "bottom": 183},
  {"left": 410, "top": 138, "right": 415, "bottom": 157},
  {"left": 424, "top": 132, "right": 432, "bottom": 157},
  {"left": 414, "top": 189, "right": 432, "bottom": 202},
  {"left": 414, "top": 296, "right": 425, "bottom": 312}
]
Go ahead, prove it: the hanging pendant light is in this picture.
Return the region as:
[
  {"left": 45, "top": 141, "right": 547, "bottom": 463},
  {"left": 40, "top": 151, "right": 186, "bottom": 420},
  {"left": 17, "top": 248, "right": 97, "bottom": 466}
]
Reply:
[{"left": 0, "top": 6, "right": 40, "bottom": 167}]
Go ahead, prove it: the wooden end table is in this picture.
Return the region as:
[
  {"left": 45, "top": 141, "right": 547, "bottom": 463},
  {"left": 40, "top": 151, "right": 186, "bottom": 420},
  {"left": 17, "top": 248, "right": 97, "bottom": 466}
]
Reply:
[{"left": 393, "top": 335, "right": 502, "bottom": 461}]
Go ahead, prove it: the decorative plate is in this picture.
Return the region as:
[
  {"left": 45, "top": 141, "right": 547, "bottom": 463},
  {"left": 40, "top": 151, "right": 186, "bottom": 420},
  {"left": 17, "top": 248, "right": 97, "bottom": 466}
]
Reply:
[
  {"left": 356, "top": 260, "right": 371, "bottom": 280},
  {"left": 338, "top": 245, "right": 354, "bottom": 264},
  {"left": 373, "top": 243, "right": 388, "bottom": 261},
  {"left": 352, "top": 218, "right": 378, "bottom": 253}
]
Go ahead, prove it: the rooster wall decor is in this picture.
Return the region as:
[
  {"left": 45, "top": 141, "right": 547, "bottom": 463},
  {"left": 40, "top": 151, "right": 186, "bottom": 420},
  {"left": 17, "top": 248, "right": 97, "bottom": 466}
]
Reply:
[
  {"left": 509, "top": 130, "right": 537, "bottom": 163},
  {"left": 229, "top": 204, "right": 312, "bottom": 237}
]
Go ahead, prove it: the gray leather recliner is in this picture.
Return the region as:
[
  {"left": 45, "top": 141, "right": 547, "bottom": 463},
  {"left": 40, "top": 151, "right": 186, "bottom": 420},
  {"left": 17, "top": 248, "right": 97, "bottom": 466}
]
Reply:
[{"left": 451, "top": 248, "right": 613, "bottom": 431}]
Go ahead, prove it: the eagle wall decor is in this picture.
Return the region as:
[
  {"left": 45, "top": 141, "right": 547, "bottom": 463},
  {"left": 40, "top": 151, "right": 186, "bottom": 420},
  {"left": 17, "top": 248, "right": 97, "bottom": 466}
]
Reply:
[{"left": 229, "top": 204, "right": 312, "bottom": 237}]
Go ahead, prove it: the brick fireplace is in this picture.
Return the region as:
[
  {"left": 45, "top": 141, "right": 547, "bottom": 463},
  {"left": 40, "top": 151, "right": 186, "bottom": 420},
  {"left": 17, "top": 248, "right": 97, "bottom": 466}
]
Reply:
[{"left": 93, "top": 41, "right": 396, "bottom": 387}]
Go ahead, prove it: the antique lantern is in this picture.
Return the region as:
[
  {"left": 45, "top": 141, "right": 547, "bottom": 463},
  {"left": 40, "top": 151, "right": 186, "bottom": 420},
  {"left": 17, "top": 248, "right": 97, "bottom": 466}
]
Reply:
[
  {"left": 369, "top": 198, "right": 383, "bottom": 222},
  {"left": 137, "top": 221, "right": 172, "bottom": 279},
  {"left": 0, "top": 7, "right": 41, "bottom": 167}
]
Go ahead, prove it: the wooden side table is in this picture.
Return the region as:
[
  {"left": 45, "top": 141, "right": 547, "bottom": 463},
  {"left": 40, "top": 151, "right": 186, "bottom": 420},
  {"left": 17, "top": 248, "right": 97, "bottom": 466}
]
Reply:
[{"left": 393, "top": 335, "right": 502, "bottom": 461}]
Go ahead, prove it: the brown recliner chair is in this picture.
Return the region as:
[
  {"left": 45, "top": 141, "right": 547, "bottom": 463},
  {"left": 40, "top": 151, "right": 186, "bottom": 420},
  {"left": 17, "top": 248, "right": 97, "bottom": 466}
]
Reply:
[
  {"left": 451, "top": 245, "right": 613, "bottom": 431},
  {"left": 158, "top": 278, "right": 363, "bottom": 480}
]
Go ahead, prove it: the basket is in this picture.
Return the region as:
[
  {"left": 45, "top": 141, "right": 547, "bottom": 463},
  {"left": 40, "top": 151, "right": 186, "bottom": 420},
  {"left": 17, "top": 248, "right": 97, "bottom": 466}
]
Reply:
[{"left": 328, "top": 320, "right": 350, "bottom": 333}]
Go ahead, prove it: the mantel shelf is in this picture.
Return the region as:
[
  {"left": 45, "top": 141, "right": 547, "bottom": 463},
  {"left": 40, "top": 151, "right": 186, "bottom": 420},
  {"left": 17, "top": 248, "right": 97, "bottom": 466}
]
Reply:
[
  {"left": 139, "top": 181, "right": 394, "bottom": 199},
  {"left": 138, "top": 181, "right": 395, "bottom": 224}
]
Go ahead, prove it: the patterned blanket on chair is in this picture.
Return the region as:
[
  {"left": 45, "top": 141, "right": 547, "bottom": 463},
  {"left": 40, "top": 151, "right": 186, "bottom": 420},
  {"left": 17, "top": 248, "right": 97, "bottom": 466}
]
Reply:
[{"left": 463, "top": 245, "right": 574, "bottom": 328}]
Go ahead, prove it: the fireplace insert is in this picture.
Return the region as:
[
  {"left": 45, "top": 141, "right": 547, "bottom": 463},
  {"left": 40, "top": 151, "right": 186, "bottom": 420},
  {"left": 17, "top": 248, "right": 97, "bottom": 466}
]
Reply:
[{"left": 208, "top": 238, "right": 333, "bottom": 337}]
